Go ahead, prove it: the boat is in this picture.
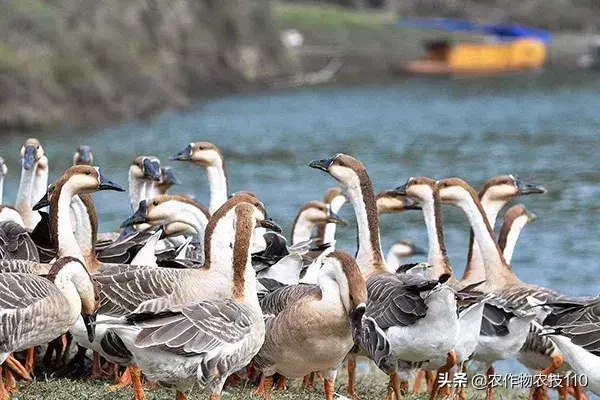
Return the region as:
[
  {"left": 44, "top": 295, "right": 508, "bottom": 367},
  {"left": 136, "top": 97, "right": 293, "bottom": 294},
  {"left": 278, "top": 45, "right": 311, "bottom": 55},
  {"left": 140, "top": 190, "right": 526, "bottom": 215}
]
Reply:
[{"left": 395, "top": 18, "right": 551, "bottom": 76}]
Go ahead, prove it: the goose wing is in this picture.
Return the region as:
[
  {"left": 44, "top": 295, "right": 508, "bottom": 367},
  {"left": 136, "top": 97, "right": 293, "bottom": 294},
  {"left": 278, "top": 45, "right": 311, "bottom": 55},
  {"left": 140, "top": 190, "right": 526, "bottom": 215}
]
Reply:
[
  {"left": 0, "top": 273, "right": 56, "bottom": 309},
  {"left": 0, "top": 221, "right": 40, "bottom": 262},
  {"left": 545, "top": 301, "right": 600, "bottom": 356},
  {"left": 97, "top": 230, "right": 155, "bottom": 264},
  {"left": 259, "top": 284, "right": 321, "bottom": 316},
  {"left": 365, "top": 273, "right": 443, "bottom": 330},
  {"left": 0, "top": 259, "right": 50, "bottom": 275}
]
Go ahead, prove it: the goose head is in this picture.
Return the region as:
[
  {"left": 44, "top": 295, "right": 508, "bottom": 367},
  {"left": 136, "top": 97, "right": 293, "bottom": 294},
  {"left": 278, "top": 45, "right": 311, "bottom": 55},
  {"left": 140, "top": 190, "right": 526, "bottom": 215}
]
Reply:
[
  {"left": 376, "top": 188, "right": 421, "bottom": 214},
  {"left": 309, "top": 153, "right": 367, "bottom": 189},
  {"left": 47, "top": 256, "right": 99, "bottom": 342},
  {"left": 0, "top": 157, "right": 7, "bottom": 179},
  {"left": 154, "top": 167, "right": 180, "bottom": 195},
  {"left": 295, "top": 200, "right": 348, "bottom": 227},
  {"left": 73, "top": 145, "right": 94, "bottom": 166},
  {"left": 20, "top": 138, "right": 44, "bottom": 170},
  {"left": 212, "top": 192, "right": 282, "bottom": 234},
  {"left": 320, "top": 250, "right": 367, "bottom": 344},
  {"left": 436, "top": 177, "right": 481, "bottom": 205},
  {"left": 130, "top": 156, "right": 162, "bottom": 182},
  {"left": 170, "top": 141, "right": 224, "bottom": 169},
  {"left": 480, "top": 174, "right": 546, "bottom": 201},
  {"left": 389, "top": 239, "right": 427, "bottom": 258},
  {"left": 323, "top": 187, "right": 347, "bottom": 213},
  {"left": 56, "top": 165, "right": 125, "bottom": 194}
]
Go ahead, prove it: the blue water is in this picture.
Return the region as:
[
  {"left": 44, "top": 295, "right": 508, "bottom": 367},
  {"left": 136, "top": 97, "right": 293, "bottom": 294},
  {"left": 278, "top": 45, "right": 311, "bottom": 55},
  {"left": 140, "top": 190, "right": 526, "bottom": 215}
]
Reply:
[{"left": 6, "top": 69, "right": 600, "bottom": 382}]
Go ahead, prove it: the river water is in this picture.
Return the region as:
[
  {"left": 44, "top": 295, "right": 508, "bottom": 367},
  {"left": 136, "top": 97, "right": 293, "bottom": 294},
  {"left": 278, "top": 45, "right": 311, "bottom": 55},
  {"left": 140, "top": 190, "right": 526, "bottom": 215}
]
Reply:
[{"left": 4, "top": 69, "right": 600, "bottom": 377}]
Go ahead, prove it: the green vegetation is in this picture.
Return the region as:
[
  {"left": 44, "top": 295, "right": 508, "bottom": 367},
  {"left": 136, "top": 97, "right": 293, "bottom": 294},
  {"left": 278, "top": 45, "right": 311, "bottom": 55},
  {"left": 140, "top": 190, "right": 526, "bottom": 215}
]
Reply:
[{"left": 274, "top": 2, "right": 394, "bottom": 29}]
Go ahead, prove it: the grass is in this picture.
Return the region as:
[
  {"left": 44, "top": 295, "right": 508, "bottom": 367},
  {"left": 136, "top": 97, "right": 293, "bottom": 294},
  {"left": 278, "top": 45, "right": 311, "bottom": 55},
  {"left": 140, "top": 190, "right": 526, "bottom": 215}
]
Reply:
[
  {"left": 15, "top": 373, "right": 529, "bottom": 400},
  {"left": 274, "top": 2, "right": 394, "bottom": 29}
]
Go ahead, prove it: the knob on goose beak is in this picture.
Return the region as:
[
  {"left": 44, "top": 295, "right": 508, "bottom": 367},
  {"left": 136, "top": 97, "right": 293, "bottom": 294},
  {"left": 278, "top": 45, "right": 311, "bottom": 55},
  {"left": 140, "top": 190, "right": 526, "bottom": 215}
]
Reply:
[
  {"left": 82, "top": 313, "right": 96, "bottom": 343},
  {"left": 170, "top": 145, "right": 192, "bottom": 161},
  {"left": 327, "top": 210, "right": 348, "bottom": 226},
  {"left": 309, "top": 157, "right": 335, "bottom": 172},
  {"left": 33, "top": 192, "right": 50, "bottom": 211},
  {"left": 515, "top": 177, "right": 547, "bottom": 195},
  {"left": 260, "top": 214, "right": 283, "bottom": 234},
  {"left": 120, "top": 201, "right": 148, "bottom": 228},
  {"left": 142, "top": 158, "right": 162, "bottom": 182},
  {"left": 98, "top": 171, "right": 125, "bottom": 192},
  {"left": 22, "top": 145, "right": 37, "bottom": 170}
]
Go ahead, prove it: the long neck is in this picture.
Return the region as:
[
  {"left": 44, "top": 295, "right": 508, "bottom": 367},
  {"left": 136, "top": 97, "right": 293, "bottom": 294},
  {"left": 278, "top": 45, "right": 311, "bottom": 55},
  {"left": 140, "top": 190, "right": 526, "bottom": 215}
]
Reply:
[
  {"left": 70, "top": 196, "right": 93, "bottom": 256},
  {"left": 203, "top": 211, "right": 236, "bottom": 272},
  {"left": 128, "top": 171, "right": 144, "bottom": 212},
  {"left": 53, "top": 272, "right": 82, "bottom": 323},
  {"left": 52, "top": 182, "right": 85, "bottom": 263},
  {"left": 318, "top": 266, "right": 351, "bottom": 314},
  {"left": 463, "top": 195, "right": 509, "bottom": 284},
  {"left": 231, "top": 207, "right": 260, "bottom": 309},
  {"left": 291, "top": 213, "right": 316, "bottom": 245},
  {"left": 15, "top": 163, "right": 37, "bottom": 228},
  {"left": 385, "top": 249, "right": 401, "bottom": 269},
  {"left": 455, "top": 192, "right": 519, "bottom": 289},
  {"left": 206, "top": 165, "right": 227, "bottom": 214},
  {"left": 344, "top": 178, "right": 385, "bottom": 277},
  {"left": 169, "top": 206, "right": 208, "bottom": 237},
  {"left": 32, "top": 161, "right": 49, "bottom": 208},
  {"left": 500, "top": 215, "right": 528, "bottom": 265},
  {"left": 421, "top": 192, "right": 451, "bottom": 277},
  {"left": 0, "top": 175, "right": 4, "bottom": 205}
]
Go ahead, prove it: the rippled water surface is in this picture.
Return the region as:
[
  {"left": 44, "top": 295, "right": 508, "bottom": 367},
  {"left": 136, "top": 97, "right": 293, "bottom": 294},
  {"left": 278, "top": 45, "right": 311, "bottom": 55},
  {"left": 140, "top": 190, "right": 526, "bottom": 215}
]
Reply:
[{"left": 6, "top": 69, "right": 600, "bottom": 375}]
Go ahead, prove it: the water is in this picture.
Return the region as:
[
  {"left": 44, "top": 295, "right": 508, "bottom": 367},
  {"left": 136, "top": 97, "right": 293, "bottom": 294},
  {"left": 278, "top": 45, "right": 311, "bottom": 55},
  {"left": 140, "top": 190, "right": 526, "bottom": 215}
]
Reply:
[{"left": 4, "top": 69, "right": 600, "bottom": 378}]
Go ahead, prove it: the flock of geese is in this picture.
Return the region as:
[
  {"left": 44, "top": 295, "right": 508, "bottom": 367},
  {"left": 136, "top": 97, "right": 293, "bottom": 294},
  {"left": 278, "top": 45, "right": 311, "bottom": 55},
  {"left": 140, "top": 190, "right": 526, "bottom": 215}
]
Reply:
[{"left": 0, "top": 138, "right": 598, "bottom": 400}]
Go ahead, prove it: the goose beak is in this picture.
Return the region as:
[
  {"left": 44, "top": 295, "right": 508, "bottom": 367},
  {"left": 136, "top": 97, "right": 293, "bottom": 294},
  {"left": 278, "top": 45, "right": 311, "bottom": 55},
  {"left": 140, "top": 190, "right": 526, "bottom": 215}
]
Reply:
[
  {"left": 82, "top": 313, "right": 96, "bottom": 343},
  {"left": 22, "top": 145, "right": 36, "bottom": 170},
  {"left": 33, "top": 192, "right": 50, "bottom": 211},
  {"left": 350, "top": 303, "right": 366, "bottom": 345},
  {"left": 393, "top": 183, "right": 408, "bottom": 196},
  {"left": 516, "top": 179, "right": 547, "bottom": 195},
  {"left": 116, "top": 225, "right": 138, "bottom": 242},
  {"left": 98, "top": 172, "right": 125, "bottom": 192},
  {"left": 309, "top": 157, "right": 334, "bottom": 172},
  {"left": 170, "top": 145, "right": 192, "bottom": 161},
  {"left": 143, "top": 158, "right": 162, "bottom": 181},
  {"left": 121, "top": 201, "right": 147, "bottom": 228},
  {"left": 163, "top": 168, "right": 180, "bottom": 185},
  {"left": 260, "top": 214, "right": 283, "bottom": 233},
  {"left": 79, "top": 147, "right": 92, "bottom": 164},
  {"left": 411, "top": 244, "right": 428, "bottom": 256},
  {"left": 327, "top": 210, "right": 348, "bottom": 226}
]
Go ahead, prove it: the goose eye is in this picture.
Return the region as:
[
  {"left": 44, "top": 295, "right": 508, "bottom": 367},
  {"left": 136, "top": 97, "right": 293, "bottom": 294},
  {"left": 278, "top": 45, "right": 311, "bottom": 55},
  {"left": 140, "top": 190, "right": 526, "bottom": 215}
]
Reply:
[
  {"left": 153, "top": 201, "right": 158, "bottom": 206},
  {"left": 85, "top": 170, "right": 91, "bottom": 175}
]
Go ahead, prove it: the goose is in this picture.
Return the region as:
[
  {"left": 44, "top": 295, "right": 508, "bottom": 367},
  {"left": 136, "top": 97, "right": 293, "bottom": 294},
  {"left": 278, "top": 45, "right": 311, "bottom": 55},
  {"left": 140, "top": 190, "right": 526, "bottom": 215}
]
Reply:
[
  {"left": 128, "top": 156, "right": 161, "bottom": 212},
  {"left": 309, "top": 154, "right": 458, "bottom": 400},
  {"left": 152, "top": 167, "right": 180, "bottom": 196},
  {"left": 0, "top": 157, "right": 6, "bottom": 206},
  {"left": 436, "top": 178, "right": 572, "bottom": 400},
  {"left": 98, "top": 200, "right": 269, "bottom": 400},
  {"left": 0, "top": 256, "right": 98, "bottom": 398},
  {"left": 13, "top": 138, "right": 45, "bottom": 229},
  {"left": 463, "top": 175, "right": 546, "bottom": 286},
  {"left": 170, "top": 142, "right": 227, "bottom": 214},
  {"left": 0, "top": 158, "right": 22, "bottom": 233},
  {"left": 254, "top": 250, "right": 367, "bottom": 400},
  {"left": 292, "top": 200, "right": 347, "bottom": 245},
  {"left": 542, "top": 298, "right": 600, "bottom": 396},
  {"left": 32, "top": 154, "right": 49, "bottom": 213},
  {"left": 385, "top": 240, "right": 427, "bottom": 270},
  {"left": 315, "top": 187, "right": 347, "bottom": 247},
  {"left": 498, "top": 204, "right": 537, "bottom": 265},
  {"left": 73, "top": 145, "right": 93, "bottom": 166}
]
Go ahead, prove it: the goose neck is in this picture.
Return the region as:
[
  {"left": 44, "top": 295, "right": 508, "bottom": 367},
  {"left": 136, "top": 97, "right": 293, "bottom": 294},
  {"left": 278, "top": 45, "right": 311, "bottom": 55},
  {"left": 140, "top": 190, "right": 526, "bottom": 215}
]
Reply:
[
  {"left": 0, "top": 175, "right": 4, "bottom": 205},
  {"left": 231, "top": 205, "right": 260, "bottom": 309},
  {"left": 205, "top": 165, "right": 227, "bottom": 214},
  {"left": 32, "top": 157, "right": 49, "bottom": 208},
  {"left": 318, "top": 265, "right": 351, "bottom": 314},
  {"left": 53, "top": 183, "right": 85, "bottom": 263},
  {"left": 501, "top": 215, "right": 528, "bottom": 265},
  {"left": 291, "top": 214, "right": 316, "bottom": 245},
  {"left": 420, "top": 196, "right": 452, "bottom": 277},
  {"left": 15, "top": 163, "right": 37, "bottom": 227},
  {"left": 128, "top": 170, "right": 145, "bottom": 212}
]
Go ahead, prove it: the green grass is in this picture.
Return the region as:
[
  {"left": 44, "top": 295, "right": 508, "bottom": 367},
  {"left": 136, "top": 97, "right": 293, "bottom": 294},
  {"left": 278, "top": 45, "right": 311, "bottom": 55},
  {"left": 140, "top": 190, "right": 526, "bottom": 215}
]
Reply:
[
  {"left": 15, "top": 374, "right": 528, "bottom": 400},
  {"left": 274, "top": 2, "right": 394, "bottom": 29}
]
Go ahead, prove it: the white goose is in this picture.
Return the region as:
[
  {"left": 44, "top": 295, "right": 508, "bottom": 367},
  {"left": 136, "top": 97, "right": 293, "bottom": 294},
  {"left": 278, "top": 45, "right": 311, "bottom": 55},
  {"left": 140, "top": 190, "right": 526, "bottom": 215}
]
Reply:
[
  {"left": 128, "top": 156, "right": 161, "bottom": 212},
  {"left": 11, "top": 139, "right": 46, "bottom": 228},
  {"left": 170, "top": 142, "right": 228, "bottom": 214},
  {"left": 100, "top": 201, "right": 267, "bottom": 400},
  {"left": 315, "top": 187, "right": 347, "bottom": 247},
  {"left": 309, "top": 154, "right": 458, "bottom": 400}
]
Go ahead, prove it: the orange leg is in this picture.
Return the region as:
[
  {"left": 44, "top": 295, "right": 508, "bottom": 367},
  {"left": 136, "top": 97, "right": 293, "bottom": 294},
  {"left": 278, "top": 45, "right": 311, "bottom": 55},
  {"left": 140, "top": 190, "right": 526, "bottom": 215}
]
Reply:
[
  {"left": 303, "top": 373, "right": 316, "bottom": 391},
  {"left": 573, "top": 381, "right": 587, "bottom": 400},
  {"left": 4, "top": 354, "right": 31, "bottom": 381},
  {"left": 430, "top": 351, "right": 457, "bottom": 400},
  {"left": 224, "top": 373, "right": 241, "bottom": 388},
  {"left": 275, "top": 375, "right": 287, "bottom": 391},
  {"left": 131, "top": 365, "right": 147, "bottom": 400},
  {"left": 325, "top": 378, "right": 335, "bottom": 400},
  {"left": 91, "top": 351, "right": 103, "bottom": 379},
  {"left": 176, "top": 390, "right": 188, "bottom": 400},
  {"left": 24, "top": 348, "right": 35, "bottom": 375},
  {"left": 425, "top": 371, "right": 436, "bottom": 393},
  {"left": 208, "top": 395, "right": 220, "bottom": 400},
  {"left": 414, "top": 370, "right": 425, "bottom": 393},
  {"left": 109, "top": 366, "right": 132, "bottom": 390},
  {"left": 540, "top": 355, "right": 563, "bottom": 376},
  {"left": 486, "top": 366, "right": 495, "bottom": 400},
  {"left": 385, "top": 372, "right": 402, "bottom": 400},
  {"left": 253, "top": 374, "right": 265, "bottom": 397},
  {"left": 557, "top": 376, "right": 568, "bottom": 400},
  {"left": 347, "top": 358, "right": 359, "bottom": 399},
  {"left": 3, "top": 369, "right": 16, "bottom": 393},
  {"left": 0, "top": 367, "right": 9, "bottom": 400},
  {"left": 263, "top": 376, "right": 274, "bottom": 400},
  {"left": 458, "top": 365, "right": 467, "bottom": 400}
]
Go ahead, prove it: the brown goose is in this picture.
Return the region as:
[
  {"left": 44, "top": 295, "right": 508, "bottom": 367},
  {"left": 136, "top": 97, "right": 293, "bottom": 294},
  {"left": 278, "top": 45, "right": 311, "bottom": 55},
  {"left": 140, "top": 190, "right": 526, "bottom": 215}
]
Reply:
[{"left": 498, "top": 204, "right": 537, "bottom": 265}]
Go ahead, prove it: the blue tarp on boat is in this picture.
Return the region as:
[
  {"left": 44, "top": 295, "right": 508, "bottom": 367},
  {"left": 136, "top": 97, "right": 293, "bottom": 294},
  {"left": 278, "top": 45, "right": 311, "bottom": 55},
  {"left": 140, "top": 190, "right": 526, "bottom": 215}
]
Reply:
[{"left": 397, "top": 18, "right": 552, "bottom": 43}]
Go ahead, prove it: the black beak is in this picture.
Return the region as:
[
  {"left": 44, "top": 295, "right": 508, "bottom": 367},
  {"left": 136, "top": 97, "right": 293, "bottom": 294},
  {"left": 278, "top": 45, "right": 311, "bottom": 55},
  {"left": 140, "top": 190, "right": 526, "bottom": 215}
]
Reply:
[
  {"left": 411, "top": 244, "right": 428, "bottom": 256},
  {"left": 22, "top": 145, "right": 36, "bottom": 170},
  {"left": 309, "top": 157, "right": 335, "bottom": 172},
  {"left": 121, "top": 201, "right": 148, "bottom": 228},
  {"left": 260, "top": 214, "right": 283, "bottom": 233},
  {"left": 327, "top": 210, "right": 348, "bottom": 226},
  {"left": 163, "top": 168, "right": 180, "bottom": 185},
  {"left": 98, "top": 171, "right": 125, "bottom": 192},
  {"left": 170, "top": 145, "right": 192, "bottom": 161},
  {"left": 394, "top": 182, "right": 408, "bottom": 196},
  {"left": 33, "top": 192, "right": 50, "bottom": 211},
  {"left": 516, "top": 178, "right": 547, "bottom": 195},
  {"left": 82, "top": 313, "right": 96, "bottom": 343},
  {"left": 143, "top": 158, "right": 162, "bottom": 181},
  {"left": 350, "top": 303, "right": 366, "bottom": 345}
]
